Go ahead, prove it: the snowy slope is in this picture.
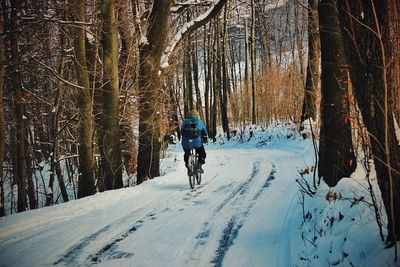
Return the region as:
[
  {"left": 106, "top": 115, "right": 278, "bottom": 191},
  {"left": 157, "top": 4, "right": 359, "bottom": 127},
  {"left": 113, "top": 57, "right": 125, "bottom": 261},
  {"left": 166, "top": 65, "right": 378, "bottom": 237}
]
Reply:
[{"left": 0, "top": 124, "right": 397, "bottom": 267}]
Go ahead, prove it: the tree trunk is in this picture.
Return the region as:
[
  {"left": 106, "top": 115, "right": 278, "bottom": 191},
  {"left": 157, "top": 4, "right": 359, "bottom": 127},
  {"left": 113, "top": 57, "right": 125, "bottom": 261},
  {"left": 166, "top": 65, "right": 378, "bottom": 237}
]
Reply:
[
  {"left": 118, "top": 0, "right": 137, "bottom": 176},
  {"left": 136, "top": 0, "right": 173, "bottom": 184},
  {"left": 102, "top": 0, "right": 123, "bottom": 190},
  {"left": 221, "top": 0, "right": 230, "bottom": 139},
  {"left": 244, "top": 18, "right": 250, "bottom": 122},
  {"left": 0, "top": 9, "right": 5, "bottom": 216},
  {"left": 317, "top": 0, "right": 356, "bottom": 187},
  {"left": 250, "top": 0, "right": 257, "bottom": 125},
  {"left": 192, "top": 31, "right": 203, "bottom": 119},
  {"left": 72, "top": 0, "right": 96, "bottom": 198},
  {"left": 388, "top": 0, "right": 400, "bottom": 125},
  {"left": 209, "top": 19, "right": 218, "bottom": 141},
  {"left": 47, "top": 11, "right": 69, "bottom": 206},
  {"left": 300, "top": 0, "right": 320, "bottom": 124},
  {"left": 9, "top": 0, "right": 27, "bottom": 212},
  {"left": 185, "top": 41, "right": 193, "bottom": 112},
  {"left": 204, "top": 24, "right": 211, "bottom": 131},
  {"left": 338, "top": 0, "right": 400, "bottom": 244}
]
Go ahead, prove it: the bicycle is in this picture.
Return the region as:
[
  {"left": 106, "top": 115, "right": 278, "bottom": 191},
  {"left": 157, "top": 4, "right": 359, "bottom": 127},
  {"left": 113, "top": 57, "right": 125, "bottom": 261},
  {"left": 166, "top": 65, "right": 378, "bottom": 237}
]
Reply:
[{"left": 187, "top": 148, "right": 202, "bottom": 189}]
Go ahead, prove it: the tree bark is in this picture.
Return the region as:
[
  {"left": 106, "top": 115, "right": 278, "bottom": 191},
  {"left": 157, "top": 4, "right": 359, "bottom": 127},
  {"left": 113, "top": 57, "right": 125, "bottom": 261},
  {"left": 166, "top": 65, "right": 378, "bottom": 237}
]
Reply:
[
  {"left": 338, "top": 0, "right": 400, "bottom": 244},
  {"left": 0, "top": 7, "right": 5, "bottom": 216},
  {"left": 8, "top": 0, "right": 27, "bottom": 212},
  {"left": 204, "top": 24, "right": 211, "bottom": 130},
  {"left": 185, "top": 39, "right": 193, "bottom": 113},
  {"left": 136, "top": 0, "right": 173, "bottom": 184},
  {"left": 209, "top": 19, "right": 218, "bottom": 141},
  {"left": 244, "top": 18, "right": 250, "bottom": 122},
  {"left": 72, "top": 0, "right": 96, "bottom": 198},
  {"left": 101, "top": 0, "right": 123, "bottom": 190},
  {"left": 192, "top": 31, "right": 203, "bottom": 119},
  {"left": 47, "top": 8, "right": 69, "bottom": 206},
  {"left": 300, "top": 0, "right": 320, "bottom": 124},
  {"left": 388, "top": 0, "right": 400, "bottom": 125},
  {"left": 221, "top": 0, "right": 230, "bottom": 139},
  {"left": 250, "top": 0, "right": 257, "bottom": 125},
  {"left": 317, "top": 0, "right": 356, "bottom": 187}
]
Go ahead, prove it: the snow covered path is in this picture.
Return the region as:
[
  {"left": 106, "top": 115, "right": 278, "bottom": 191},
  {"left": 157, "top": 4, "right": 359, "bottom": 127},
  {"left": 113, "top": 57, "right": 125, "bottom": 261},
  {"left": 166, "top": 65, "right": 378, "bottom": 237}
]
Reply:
[{"left": 0, "top": 141, "right": 310, "bottom": 267}]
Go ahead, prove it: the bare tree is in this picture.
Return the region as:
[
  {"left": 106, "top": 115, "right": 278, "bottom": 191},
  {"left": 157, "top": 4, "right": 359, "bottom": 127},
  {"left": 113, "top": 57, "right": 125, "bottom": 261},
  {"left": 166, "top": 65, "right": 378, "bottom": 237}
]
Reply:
[
  {"left": 250, "top": 0, "right": 257, "bottom": 125},
  {"left": 137, "top": 0, "right": 173, "bottom": 183},
  {"left": 221, "top": 0, "right": 230, "bottom": 139},
  {"left": 101, "top": 0, "right": 123, "bottom": 190},
  {"left": 0, "top": 6, "right": 5, "bottom": 216},
  {"left": 72, "top": 0, "right": 96, "bottom": 198},
  {"left": 317, "top": 0, "right": 356, "bottom": 187},
  {"left": 300, "top": 0, "right": 320, "bottom": 124},
  {"left": 338, "top": 0, "right": 400, "bottom": 246},
  {"left": 7, "top": 0, "right": 28, "bottom": 212}
]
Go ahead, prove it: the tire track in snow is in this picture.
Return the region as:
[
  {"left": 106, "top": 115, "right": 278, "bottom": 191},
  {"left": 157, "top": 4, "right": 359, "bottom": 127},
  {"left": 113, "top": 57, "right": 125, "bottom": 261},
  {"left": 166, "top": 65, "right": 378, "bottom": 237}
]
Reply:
[
  {"left": 188, "top": 161, "right": 276, "bottom": 264},
  {"left": 83, "top": 177, "right": 217, "bottom": 264},
  {"left": 53, "top": 224, "right": 111, "bottom": 266},
  {"left": 211, "top": 164, "right": 277, "bottom": 267},
  {"left": 213, "top": 161, "right": 261, "bottom": 214},
  {"left": 88, "top": 219, "right": 144, "bottom": 263},
  {"left": 54, "top": 187, "right": 190, "bottom": 265},
  {"left": 186, "top": 162, "right": 262, "bottom": 262}
]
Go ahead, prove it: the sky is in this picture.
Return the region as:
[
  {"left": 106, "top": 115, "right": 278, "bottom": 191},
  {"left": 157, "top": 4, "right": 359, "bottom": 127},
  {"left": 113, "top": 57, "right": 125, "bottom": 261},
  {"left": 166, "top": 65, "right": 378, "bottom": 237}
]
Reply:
[{"left": 0, "top": 123, "right": 398, "bottom": 267}]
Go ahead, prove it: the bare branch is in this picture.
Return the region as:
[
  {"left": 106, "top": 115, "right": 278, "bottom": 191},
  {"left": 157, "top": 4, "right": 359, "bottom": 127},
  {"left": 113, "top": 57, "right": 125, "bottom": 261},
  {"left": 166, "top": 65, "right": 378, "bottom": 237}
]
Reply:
[
  {"left": 161, "top": 0, "right": 227, "bottom": 68},
  {"left": 35, "top": 60, "right": 85, "bottom": 89}
]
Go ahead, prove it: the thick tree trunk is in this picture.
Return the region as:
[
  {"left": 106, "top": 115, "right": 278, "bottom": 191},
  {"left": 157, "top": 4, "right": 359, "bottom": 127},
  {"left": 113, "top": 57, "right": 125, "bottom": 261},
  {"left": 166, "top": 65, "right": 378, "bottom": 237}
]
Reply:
[
  {"left": 118, "top": 0, "right": 137, "bottom": 176},
  {"left": 9, "top": 0, "right": 27, "bottom": 212},
  {"left": 72, "top": 0, "right": 96, "bottom": 198},
  {"left": 338, "top": 0, "right": 400, "bottom": 244},
  {"left": 317, "top": 0, "right": 356, "bottom": 187},
  {"left": 136, "top": 0, "right": 173, "bottom": 184},
  {"left": 102, "top": 0, "right": 123, "bottom": 190},
  {"left": 300, "top": 0, "right": 320, "bottom": 124}
]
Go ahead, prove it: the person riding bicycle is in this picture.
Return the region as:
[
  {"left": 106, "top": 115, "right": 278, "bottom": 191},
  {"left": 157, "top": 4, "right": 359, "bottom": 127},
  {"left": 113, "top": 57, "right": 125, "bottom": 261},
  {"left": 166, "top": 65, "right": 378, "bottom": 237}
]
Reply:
[{"left": 181, "top": 109, "right": 208, "bottom": 174}]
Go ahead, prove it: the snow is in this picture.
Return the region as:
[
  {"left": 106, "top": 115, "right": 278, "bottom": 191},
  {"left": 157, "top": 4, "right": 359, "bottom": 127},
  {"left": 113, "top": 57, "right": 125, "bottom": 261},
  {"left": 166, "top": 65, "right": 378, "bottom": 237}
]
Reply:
[
  {"left": 139, "top": 35, "right": 149, "bottom": 46},
  {"left": 265, "top": 0, "right": 288, "bottom": 10},
  {"left": 161, "top": 0, "right": 225, "bottom": 69},
  {"left": 0, "top": 123, "right": 397, "bottom": 266}
]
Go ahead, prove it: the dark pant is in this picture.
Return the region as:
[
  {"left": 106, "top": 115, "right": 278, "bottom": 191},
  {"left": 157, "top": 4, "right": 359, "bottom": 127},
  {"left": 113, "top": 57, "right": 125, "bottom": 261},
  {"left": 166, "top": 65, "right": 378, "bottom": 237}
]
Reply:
[{"left": 184, "top": 146, "right": 206, "bottom": 166}]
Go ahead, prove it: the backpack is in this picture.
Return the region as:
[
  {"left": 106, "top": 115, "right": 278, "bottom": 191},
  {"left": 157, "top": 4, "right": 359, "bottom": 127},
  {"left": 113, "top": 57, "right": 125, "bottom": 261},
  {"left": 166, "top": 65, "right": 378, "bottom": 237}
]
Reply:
[{"left": 182, "top": 118, "right": 201, "bottom": 139}]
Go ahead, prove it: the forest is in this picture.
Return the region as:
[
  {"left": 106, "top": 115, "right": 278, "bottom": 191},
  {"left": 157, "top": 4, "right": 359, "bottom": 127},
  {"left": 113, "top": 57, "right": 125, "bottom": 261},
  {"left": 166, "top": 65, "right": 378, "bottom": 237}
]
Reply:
[{"left": 0, "top": 0, "right": 400, "bottom": 252}]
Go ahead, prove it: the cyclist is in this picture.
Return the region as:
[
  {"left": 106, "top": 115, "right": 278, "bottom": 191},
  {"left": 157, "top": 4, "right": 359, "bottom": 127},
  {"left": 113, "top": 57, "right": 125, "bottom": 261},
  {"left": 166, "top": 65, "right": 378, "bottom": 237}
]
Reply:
[{"left": 180, "top": 109, "right": 208, "bottom": 174}]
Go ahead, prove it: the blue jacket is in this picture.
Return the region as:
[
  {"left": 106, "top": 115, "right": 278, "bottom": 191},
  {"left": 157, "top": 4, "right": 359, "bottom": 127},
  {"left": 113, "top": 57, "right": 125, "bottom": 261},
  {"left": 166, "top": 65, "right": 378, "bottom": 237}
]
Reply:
[{"left": 181, "top": 115, "right": 208, "bottom": 150}]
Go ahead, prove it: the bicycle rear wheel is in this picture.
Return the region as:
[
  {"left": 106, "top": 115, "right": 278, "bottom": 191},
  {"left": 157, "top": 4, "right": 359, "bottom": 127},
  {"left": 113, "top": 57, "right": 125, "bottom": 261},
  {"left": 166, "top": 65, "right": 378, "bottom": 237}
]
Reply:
[
  {"left": 196, "top": 167, "right": 201, "bottom": 185},
  {"left": 188, "top": 155, "right": 196, "bottom": 189}
]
